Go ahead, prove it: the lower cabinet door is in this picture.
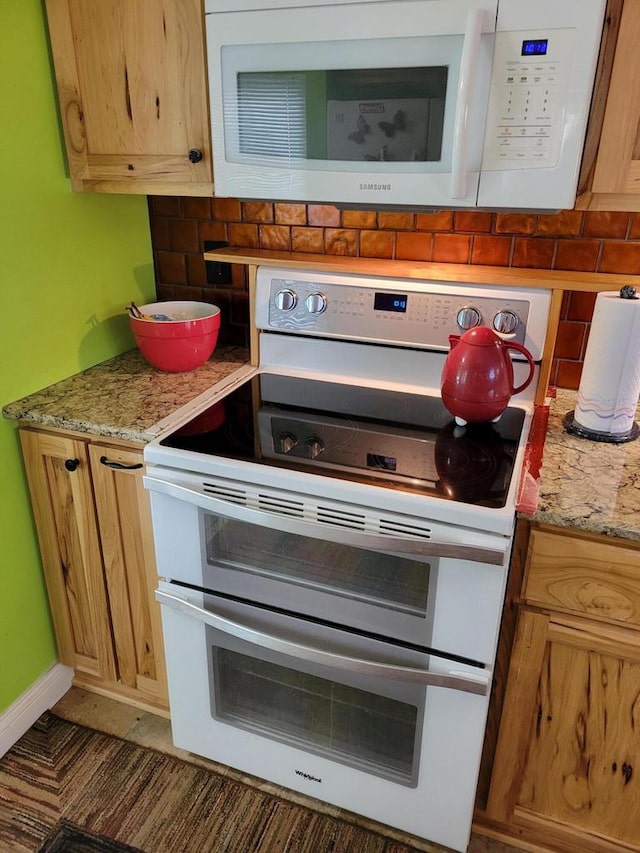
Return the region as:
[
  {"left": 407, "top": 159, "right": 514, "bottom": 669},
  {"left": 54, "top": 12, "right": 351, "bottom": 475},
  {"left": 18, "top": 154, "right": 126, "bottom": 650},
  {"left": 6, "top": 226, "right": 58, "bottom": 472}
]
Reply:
[
  {"left": 20, "top": 427, "right": 168, "bottom": 711},
  {"left": 20, "top": 429, "right": 117, "bottom": 682},
  {"left": 486, "top": 606, "right": 640, "bottom": 851},
  {"left": 89, "top": 443, "right": 168, "bottom": 708}
]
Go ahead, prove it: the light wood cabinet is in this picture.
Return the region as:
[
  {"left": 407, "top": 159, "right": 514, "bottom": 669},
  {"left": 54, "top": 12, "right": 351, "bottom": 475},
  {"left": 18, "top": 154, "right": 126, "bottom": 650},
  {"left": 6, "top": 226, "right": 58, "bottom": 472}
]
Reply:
[
  {"left": 577, "top": 0, "right": 640, "bottom": 211},
  {"left": 20, "top": 426, "right": 168, "bottom": 713},
  {"left": 44, "top": 0, "right": 213, "bottom": 196},
  {"left": 523, "top": 527, "right": 640, "bottom": 628},
  {"left": 476, "top": 522, "right": 640, "bottom": 853}
]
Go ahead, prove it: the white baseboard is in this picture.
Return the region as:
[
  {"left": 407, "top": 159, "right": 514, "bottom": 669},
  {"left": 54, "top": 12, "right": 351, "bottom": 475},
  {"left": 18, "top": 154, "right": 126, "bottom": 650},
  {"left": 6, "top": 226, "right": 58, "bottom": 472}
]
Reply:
[{"left": 0, "top": 663, "right": 74, "bottom": 758}]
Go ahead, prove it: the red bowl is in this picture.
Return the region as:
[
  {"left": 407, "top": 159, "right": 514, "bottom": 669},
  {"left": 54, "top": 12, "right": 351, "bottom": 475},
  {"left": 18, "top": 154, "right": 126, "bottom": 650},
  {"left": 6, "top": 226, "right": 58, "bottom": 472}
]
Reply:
[{"left": 130, "top": 301, "right": 221, "bottom": 372}]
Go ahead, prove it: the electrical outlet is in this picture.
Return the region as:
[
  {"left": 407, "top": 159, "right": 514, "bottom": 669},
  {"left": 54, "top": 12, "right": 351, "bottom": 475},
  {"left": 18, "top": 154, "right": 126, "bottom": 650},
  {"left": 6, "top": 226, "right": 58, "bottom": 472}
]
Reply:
[{"left": 204, "top": 240, "right": 232, "bottom": 285}]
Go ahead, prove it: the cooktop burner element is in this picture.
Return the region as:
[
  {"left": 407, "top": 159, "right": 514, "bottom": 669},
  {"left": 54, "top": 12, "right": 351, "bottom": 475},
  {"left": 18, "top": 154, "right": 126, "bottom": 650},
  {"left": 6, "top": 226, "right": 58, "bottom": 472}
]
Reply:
[{"left": 160, "top": 372, "right": 525, "bottom": 508}]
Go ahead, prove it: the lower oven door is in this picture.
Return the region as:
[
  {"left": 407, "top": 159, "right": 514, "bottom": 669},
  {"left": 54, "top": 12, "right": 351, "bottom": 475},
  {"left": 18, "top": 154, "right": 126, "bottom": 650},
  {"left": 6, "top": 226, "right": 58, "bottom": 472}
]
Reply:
[
  {"left": 156, "top": 581, "right": 490, "bottom": 853},
  {"left": 145, "top": 470, "right": 510, "bottom": 663}
]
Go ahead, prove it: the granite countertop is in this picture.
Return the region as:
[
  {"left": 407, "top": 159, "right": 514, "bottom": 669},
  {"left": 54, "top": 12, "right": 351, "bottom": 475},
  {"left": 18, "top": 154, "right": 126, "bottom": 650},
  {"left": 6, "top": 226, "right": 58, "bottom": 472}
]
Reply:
[
  {"left": 2, "top": 346, "right": 251, "bottom": 444},
  {"left": 528, "top": 388, "right": 640, "bottom": 542}
]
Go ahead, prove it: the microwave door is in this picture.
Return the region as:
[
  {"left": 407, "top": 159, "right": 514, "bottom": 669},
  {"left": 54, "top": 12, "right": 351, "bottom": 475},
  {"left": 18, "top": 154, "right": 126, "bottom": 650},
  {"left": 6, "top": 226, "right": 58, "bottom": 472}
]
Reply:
[{"left": 206, "top": 0, "right": 496, "bottom": 208}]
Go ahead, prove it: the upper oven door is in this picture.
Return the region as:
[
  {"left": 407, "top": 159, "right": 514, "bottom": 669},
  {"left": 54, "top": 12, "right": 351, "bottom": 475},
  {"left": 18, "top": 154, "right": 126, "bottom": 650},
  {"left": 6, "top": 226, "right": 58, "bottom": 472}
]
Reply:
[
  {"left": 205, "top": 0, "right": 497, "bottom": 207},
  {"left": 145, "top": 468, "right": 510, "bottom": 665}
]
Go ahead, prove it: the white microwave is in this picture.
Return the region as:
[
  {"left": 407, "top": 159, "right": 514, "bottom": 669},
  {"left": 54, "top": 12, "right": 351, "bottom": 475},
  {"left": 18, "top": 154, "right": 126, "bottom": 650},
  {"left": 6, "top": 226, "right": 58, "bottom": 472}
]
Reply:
[{"left": 205, "top": 0, "right": 606, "bottom": 210}]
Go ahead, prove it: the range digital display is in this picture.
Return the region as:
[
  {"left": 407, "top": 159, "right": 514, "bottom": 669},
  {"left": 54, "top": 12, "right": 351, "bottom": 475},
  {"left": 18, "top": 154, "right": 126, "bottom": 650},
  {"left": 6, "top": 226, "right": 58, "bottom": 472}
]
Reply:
[
  {"left": 374, "top": 292, "right": 408, "bottom": 313},
  {"left": 521, "top": 39, "right": 549, "bottom": 56},
  {"left": 367, "top": 453, "right": 397, "bottom": 472}
]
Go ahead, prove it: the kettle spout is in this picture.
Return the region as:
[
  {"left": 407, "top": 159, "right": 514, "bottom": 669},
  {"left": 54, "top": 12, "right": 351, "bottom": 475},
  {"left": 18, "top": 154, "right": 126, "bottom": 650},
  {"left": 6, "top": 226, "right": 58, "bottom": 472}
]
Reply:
[{"left": 448, "top": 334, "right": 461, "bottom": 350}]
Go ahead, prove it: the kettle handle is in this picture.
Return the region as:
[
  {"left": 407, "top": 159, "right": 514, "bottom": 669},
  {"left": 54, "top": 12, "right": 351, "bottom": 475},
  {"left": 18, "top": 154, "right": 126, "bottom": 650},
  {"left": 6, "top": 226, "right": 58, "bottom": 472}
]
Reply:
[{"left": 505, "top": 342, "right": 536, "bottom": 395}]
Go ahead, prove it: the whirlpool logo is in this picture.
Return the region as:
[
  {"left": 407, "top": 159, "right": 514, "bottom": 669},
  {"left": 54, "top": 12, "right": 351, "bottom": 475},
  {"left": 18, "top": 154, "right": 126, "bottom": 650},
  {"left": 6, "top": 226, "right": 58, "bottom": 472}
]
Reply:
[
  {"left": 295, "top": 769, "right": 322, "bottom": 783},
  {"left": 359, "top": 183, "right": 391, "bottom": 191}
]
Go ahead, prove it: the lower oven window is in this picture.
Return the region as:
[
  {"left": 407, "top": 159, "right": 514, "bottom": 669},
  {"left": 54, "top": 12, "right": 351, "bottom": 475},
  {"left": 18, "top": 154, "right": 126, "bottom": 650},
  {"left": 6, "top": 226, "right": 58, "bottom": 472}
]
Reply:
[
  {"left": 209, "top": 641, "right": 423, "bottom": 787},
  {"left": 203, "top": 514, "right": 430, "bottom": 616}
]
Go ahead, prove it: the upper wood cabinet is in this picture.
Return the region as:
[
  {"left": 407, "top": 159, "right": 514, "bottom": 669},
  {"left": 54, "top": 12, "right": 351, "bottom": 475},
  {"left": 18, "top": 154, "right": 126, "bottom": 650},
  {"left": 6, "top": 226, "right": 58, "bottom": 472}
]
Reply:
[
  {"left": 577, "top": 0, "right": 640, "bottom": 210},
  {"left": 44, "top": 0, "right": 213, "bottom": 195}
]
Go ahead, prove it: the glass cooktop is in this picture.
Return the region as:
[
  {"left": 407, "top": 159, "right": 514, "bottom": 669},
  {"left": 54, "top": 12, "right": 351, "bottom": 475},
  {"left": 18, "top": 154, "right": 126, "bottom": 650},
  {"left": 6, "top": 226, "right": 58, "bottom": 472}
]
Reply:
[{"left": 160, "top": 372, "right": 526, "bottom": 508}]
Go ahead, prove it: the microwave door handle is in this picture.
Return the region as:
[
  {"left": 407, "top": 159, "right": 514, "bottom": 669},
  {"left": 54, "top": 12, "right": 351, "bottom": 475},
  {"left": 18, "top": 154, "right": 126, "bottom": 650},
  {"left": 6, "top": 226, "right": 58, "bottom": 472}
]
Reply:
[
  {"left": 450, "top": 8, "right": 485, "bottom": 199},
  {"left": 144, "top": 475, "right": 507, "bottom": 565},
  {"left": 156, "top": 588, "right": 490, "bottom": 696}
]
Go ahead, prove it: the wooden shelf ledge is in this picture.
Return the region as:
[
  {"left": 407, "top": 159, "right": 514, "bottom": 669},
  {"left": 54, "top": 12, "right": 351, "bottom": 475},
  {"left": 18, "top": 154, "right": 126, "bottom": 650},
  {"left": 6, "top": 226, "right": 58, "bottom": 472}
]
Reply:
[{"left": 204, "top": 247, "right": 640, "bottom": 293}]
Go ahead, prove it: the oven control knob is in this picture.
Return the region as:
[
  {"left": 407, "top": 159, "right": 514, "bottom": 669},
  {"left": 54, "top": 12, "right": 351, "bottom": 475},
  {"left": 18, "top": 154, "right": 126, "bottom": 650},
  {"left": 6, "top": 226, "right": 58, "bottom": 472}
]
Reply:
[
  {"left": 275, "top": 289, "right": 297, "bottom": 311},
  {"left": 277, "top": 432, "right": 297, "bottom": 454},
  {"left": 493, "top": 310, "right": 519, "bottom": 335},
  {"left": 305, "top": 437, "right": 325, "bottom": 459},
  {"left": 456, "top": 306, "right": 481, "bottom": 330},
  {"left": 305, "top": 292, "right": 327, "bottom": 314}
]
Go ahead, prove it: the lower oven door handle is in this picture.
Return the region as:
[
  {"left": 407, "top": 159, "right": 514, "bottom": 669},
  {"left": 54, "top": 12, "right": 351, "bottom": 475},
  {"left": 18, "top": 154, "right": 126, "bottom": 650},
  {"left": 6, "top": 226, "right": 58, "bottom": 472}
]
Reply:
[
  {"left": 155, "top": 588, "right": 489, "bottom": 696},
  {"left": 144, "top": 475, "right": 507, "bottom": 565}
]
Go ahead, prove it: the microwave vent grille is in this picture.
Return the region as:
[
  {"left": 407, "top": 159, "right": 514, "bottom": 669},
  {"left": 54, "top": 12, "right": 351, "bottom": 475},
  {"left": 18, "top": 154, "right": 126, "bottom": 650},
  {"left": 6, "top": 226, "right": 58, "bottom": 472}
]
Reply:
[{"left": 200, "top": 476, "right": 433, "bottom": 541}]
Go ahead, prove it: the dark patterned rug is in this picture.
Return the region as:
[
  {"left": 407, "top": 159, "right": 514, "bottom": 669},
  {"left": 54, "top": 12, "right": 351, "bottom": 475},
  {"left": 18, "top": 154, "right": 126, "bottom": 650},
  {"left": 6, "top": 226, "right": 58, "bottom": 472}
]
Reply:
[
  {"left": 0, "top": 712, "right": 430, "bottom": 853},
  {"left": 38, "top": 820, "right": 143, "bottom": 852}
]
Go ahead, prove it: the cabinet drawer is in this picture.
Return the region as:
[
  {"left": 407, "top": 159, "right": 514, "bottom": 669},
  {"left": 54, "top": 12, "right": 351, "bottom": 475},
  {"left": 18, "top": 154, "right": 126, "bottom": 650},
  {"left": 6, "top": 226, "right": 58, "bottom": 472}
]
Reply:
[{"left": 524, "top": 528, "right": 640, "bottom": 627}]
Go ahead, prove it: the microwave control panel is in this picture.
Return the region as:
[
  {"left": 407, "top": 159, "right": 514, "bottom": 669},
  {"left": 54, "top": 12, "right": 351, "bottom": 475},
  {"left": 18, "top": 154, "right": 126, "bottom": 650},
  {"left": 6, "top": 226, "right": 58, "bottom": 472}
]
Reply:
[{"left": 481, "top": 28, "right": 575, "bottom": 171}]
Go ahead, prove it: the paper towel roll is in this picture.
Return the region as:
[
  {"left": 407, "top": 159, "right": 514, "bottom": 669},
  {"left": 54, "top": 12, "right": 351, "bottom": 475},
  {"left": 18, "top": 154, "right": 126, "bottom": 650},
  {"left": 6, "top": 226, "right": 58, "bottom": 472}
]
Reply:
[{"left": 574, "top": 291, "right": 640, "bottom": 436}]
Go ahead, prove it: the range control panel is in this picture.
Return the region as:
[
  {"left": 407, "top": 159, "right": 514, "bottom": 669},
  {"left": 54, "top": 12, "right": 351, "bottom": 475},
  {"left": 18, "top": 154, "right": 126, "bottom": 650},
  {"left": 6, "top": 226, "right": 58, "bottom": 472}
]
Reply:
[{"left": 255, "top": 267, "right": 552, "bottom": 360}]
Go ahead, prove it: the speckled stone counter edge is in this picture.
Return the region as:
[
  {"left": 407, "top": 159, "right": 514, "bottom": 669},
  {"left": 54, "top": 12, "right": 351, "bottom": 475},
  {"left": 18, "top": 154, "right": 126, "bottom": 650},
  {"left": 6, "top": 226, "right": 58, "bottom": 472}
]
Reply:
[
  {"left": 2, "top": 347, "right": 250, "bottom": 444},
  {"left": 524, "top": 388, "right": 640, "bottom": 542}
]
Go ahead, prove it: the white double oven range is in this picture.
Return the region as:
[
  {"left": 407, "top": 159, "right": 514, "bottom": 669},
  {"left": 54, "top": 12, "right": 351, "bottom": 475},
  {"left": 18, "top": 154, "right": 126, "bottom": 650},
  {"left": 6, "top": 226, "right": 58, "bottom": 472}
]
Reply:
[{"left": 143, "top": 266, "right": 551, "bottom": 852}]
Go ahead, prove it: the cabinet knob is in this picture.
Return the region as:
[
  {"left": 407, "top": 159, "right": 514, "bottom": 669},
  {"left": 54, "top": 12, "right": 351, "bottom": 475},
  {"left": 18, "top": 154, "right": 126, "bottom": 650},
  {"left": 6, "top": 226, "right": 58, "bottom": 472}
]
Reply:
[
  {"left": 100, "top": 455, "right": 143, "bottom": 471},
  {"left": 64, "top": 458, "right": 80, "bottom": 472},
  {"left": 188, "top": 148, "right": 204, "bottom": 163}
]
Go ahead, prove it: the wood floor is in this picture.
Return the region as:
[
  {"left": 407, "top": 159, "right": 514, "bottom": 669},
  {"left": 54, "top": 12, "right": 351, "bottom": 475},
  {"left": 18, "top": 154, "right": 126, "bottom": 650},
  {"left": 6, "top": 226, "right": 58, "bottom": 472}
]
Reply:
[{"left": 41, "top": 687, "right": 526, "bottom": 853}]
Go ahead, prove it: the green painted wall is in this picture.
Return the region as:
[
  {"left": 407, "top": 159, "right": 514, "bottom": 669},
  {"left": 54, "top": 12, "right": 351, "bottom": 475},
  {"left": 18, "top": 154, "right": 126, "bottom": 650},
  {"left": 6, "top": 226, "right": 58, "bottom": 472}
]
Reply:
[{"left": 0, "top": 2, "right": 155, "bottom": 712}]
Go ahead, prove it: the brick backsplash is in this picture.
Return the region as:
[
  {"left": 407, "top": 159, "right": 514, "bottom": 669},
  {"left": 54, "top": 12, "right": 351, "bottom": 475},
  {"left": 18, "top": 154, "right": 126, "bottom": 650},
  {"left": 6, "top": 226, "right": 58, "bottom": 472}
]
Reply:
[{"left": 148, "top": 199, "right": 640, "bottom": 389}]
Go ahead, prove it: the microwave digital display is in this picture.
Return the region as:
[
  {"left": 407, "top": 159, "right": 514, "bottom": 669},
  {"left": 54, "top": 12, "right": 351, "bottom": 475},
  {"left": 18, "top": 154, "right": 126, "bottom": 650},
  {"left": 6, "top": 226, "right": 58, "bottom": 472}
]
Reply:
[
  {"left": 521, "top": 39, "right": 549, "bottom": 56},
  {"left": 374, "top": 293, "right": 408, "bottom": 313}
]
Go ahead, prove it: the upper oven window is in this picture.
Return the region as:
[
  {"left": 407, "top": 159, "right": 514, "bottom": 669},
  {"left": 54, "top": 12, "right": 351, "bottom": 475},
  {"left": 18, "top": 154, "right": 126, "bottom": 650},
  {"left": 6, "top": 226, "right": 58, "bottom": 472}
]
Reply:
[{"left": 203, "top": 514, "right": 431, "bottom": 618}]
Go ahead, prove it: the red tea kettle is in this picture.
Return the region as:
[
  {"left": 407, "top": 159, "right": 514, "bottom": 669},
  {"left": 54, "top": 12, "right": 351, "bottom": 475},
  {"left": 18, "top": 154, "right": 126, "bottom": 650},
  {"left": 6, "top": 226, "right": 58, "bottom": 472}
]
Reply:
[{"left": 441, "top": 326, "right": 535, "bottom": 425}]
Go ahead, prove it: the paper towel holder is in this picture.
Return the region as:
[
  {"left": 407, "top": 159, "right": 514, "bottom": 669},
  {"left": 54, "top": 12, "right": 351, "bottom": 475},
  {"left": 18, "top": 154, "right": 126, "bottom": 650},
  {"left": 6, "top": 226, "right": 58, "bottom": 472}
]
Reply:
[
  {"left": 563, "top": 285, "right": 640, "bottom": 442},
  {"left": 563, "top": 410, "right": 639, "bottom": 443}
]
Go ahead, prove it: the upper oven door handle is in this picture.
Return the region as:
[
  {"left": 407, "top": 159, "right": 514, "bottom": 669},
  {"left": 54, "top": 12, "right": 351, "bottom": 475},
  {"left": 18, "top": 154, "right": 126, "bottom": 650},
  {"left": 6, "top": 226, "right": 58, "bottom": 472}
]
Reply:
[
  {"left": 156, "top": 587, "right": 490, "bottom": 696},
  {"left": 144, "top": 475, "right": 508, "bottom": 565}
]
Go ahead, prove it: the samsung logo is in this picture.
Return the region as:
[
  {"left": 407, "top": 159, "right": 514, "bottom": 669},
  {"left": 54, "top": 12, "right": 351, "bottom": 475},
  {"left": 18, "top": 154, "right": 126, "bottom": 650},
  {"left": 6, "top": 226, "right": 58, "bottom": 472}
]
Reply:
[
  {"left": 359, "top": 183, "right": 391, "bottom": 191},
  {"left": 295, "top": 769, "right": 322, "bottom": 783}
]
